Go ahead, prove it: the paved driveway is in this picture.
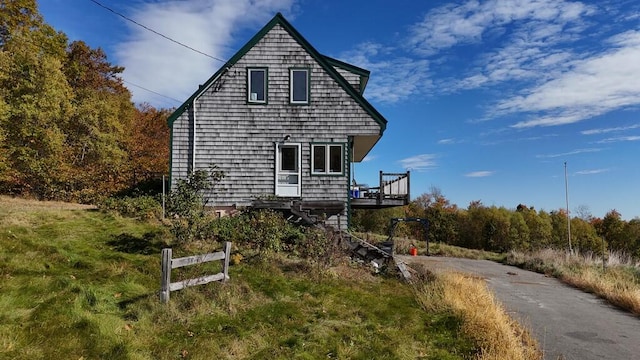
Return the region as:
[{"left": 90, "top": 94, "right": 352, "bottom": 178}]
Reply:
[{"left": 397, "top": 256, "right": 640, "bottom": 360}]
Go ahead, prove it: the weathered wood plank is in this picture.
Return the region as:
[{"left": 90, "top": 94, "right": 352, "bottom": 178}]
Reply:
[
  {"left": 169, "top": 273, "right": 227, "bottom": 292},
  {"left": 222, "top": 241, "right": 231, "bottom": 283},
  {"left": 160, "top": 248, "right": 172, "bottom": 303},
  {"left": 171, "top": 251, "right": 226, "bottom": 269},
  {"left": 159, "top": 242, "right": 231, "bottom": 303}
]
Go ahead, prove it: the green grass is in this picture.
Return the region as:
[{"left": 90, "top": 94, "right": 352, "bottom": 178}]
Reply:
[
  {"left": 352, "top": 231, "right": 505, "bottom": 261},
  {"left": 0, "top": 200, "right": 476, "bottom": 359},
  {"left": 426, "top": 242, "right": 505, "bottom": 262}
]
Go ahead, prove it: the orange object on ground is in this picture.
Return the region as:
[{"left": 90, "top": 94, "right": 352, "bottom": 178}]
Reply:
[{"left": 409, "top": 247, "right": 418, "bottom": 256}]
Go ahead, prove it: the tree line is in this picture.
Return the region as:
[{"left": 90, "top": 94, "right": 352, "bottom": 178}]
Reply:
[
  {"left": 0, "top": 0, "right": 170, "bottom": 202},
  {"left": 352, "top": 188, "right": 640, "bottom": 258}
]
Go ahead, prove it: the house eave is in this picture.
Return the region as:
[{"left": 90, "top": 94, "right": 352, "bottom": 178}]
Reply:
[{"left": 352, "top": 134, "right": 381, "bottom": 162}]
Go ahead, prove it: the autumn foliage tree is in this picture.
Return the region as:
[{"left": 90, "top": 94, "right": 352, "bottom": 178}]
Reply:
[
  {"left": 0, "top": 2, "right": 73, "bottom": 197},
  {"left": 0, "top": 0, "right": 170, "bottom": 200},
  {"left": 61, "top": 40, "right": 136, "bottom": 199},
  {"left": 353, "top": 190, "right": 640, "bottom": 258},
  {"left": 126, "top": 104, "right": 171, "bottom": 186}
]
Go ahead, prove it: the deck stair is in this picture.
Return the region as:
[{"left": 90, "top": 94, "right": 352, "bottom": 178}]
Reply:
[
  {"left": 342, "top": 232, "right": 392, "bottom": 268},
  {"left": 251, "top": 199, "right": 344, "bottom": 226},
  {"left": 342, "top": 232, "right": 412, "bottom": 280}
]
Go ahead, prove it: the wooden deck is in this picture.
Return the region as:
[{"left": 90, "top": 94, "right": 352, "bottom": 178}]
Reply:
[
  {"left": 350, "top": 197, "right": 408, "bottom": 208},
  {"left": 351, "top": 171, "right": 410, "bottom": 209},
  {"left": 251, "top": 199, "right": 345, "bottom": 225}
]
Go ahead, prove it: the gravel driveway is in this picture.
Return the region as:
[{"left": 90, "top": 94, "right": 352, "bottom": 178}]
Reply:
[{"left": 397, "top": 255, "right": 640, "bottom": 360}]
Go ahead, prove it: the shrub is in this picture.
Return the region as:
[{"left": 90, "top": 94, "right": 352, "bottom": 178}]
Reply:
[
  {"left": 98, "top": 195, "right": 162, "bottom": 219},
  {"left": 207, "top": 210, "right": 305, "bottom": 256},
  {"left": 297, "top": 226, "right": 346, "bottom": 269},
  {"left": 205, "top": 209, "right": 348, "bottom": 267},
  {"left": 166, "top": 167, "right": 224, "bottom": 244}
]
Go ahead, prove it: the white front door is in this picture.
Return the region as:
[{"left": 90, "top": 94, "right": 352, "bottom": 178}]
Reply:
[{"left": 275, "top": 143, "right": 301, "bottom": 197}]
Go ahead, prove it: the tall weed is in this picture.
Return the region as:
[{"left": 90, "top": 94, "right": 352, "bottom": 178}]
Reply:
[
  {"left": 411, "top": 265, "right": 541, "bottom": 360},
  {"left": 505, "top": 248, "right": 640, "bottom": 315}
]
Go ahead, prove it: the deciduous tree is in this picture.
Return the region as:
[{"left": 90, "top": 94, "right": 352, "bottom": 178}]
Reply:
[
  {"left": 126, "top": 103, "right": 170, "bottom": 185},
  {"left": 0, "top": 20, "right": 73, "bottom": 197}
]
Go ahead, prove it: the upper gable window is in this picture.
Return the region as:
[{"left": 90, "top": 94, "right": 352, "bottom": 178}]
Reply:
[
  {"left": 248, "top": 68, "right": 267, "bottom": 104},
  {"left": 290, "top": 68, "right": 309, "bottom": 104}
]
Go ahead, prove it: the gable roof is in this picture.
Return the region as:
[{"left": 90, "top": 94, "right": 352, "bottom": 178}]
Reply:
[
  {"left": 167, "top": 13, "right": 387, "bottom": 134},
  {"left": 322, "top": 55, "right": 370, "bottom": 94}
]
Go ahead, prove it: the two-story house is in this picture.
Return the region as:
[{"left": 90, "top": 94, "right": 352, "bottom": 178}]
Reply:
[{"left": 168, "top": 13, "right": 409, "bottom": 229}]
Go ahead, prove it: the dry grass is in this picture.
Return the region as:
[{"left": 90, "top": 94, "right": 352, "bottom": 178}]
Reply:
[
  {"left": 0, "top": 195, "right": 95, "bottom": 211},
  {"left": 0, "top": 196, "right": 95, "bottom": 227},
  {"left": 411, "top": 265, "right": 541, "bottom": 360},
  {"left": 506, "top": 249, "right": 640, "bottom": 315}
]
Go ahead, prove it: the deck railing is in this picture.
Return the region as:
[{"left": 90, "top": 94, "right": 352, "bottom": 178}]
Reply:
[
  {"left": 352, "top": 171, "right": 410, "bottom": 203},
  {"left": 380, "top": 172, "right": 410, "bottom": 199}
]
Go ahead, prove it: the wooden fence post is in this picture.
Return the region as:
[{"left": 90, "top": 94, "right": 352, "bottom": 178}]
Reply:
[
  {"left": 223, "top": 241, "right": 231, "bottom": 282},
  {"left": 160, "top": 248, "right": 172, "bottom": 303}
]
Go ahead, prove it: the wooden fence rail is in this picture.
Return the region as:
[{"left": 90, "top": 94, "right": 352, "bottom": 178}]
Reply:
[{"left": 160, "top": 242, "right": 231, "bottom": 303}]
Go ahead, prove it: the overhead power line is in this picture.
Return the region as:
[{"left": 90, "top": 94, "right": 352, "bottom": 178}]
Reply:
[
  {"left": 1, "top": 31, "right": 183, "bottom": 105},
  {"left": 121, "top": 79, "right": 183, "bottom": 104},
  {"left": 88, "top": 0, "right": 226, "bottom": 63}
]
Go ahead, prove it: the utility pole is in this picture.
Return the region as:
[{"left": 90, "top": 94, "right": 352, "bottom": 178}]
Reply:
[{"left": 564, "top": 162, "right": 573, "bottom": 254}]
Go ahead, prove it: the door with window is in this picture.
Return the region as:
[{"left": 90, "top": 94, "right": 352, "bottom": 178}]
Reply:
[{"left": 275, "top": 143, "right": 301, "bottom": 197}]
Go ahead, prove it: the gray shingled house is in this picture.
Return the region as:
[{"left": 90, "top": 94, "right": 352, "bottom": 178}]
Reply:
[{"left": 168, "top": 13, "right": 409, "bottom": 229}]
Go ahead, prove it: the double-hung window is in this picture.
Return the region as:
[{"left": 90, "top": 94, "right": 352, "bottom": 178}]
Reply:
[
  {"left": 290, "top": 68, "right": 309, "bottom": 104},
  {"left": 247, "top": 68, "right": 267, "bottom": 103},
  {"left": 312, "top": 144, "right": 343, "bottom": 175}
]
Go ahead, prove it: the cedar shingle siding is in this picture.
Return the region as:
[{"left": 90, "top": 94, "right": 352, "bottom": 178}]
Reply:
[{"left": 169, "top": 15, "right": 385, "bottom": 229}]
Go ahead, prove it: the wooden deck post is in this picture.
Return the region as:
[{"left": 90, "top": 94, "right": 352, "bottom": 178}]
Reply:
[
  {"left": 378, "top": 170, "right": 383, "bottom": 206},
  {"left": 160, "top": 248, "right": 172, "bottom": 303},
  {"left": 406, "top": 171, "right": 411, "bottom": 203}
]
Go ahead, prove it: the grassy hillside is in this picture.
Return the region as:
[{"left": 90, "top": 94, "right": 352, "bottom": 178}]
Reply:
[{"left": 0, "top": 197, "right": 479, "bottom": 359}]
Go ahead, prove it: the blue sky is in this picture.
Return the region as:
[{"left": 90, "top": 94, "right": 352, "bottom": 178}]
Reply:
[{"left": 39, "top": 0, "right": 640, "bottom": 219}]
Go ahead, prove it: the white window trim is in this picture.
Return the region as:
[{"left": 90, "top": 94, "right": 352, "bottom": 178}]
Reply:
[
  {"left": 248, "top": 68, "right": 267, "bottom": 103},
  {"left": 311, "top": 144, "right": 344, "bottom": 175},
  {"left": 289, "top": 68, "right": 309, "bottom": 104}
]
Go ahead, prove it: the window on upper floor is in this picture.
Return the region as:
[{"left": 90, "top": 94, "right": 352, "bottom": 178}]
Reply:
[
  {"left": 290, "top": 68, "right": 309, "bottom": 104},
  {"left": 312, "top": 143, "right": 343, "bottom": 175},
  {"left": 247, "top": 68, "right": 267, "bottom": 103}
]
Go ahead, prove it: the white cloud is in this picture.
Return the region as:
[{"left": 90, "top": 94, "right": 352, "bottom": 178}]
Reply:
[
  {"left": 408, "top": 0, "right": 593, "bottom": 56},
  {"left": 596, "top": 136, "right": 640, "bottom": 144},
  {"left": 338, "top": 43, "right": 431, "bottom": 104},
  {"left": 398, "top": 154, "right": 437, "bottom": 171},
  {"left": 536, "top": 148, "right": 602, "bottom": 158},
  {"left": 465, "top": 171, "right": 494, "bottom": 177},
  {"left": 575, "top": 168, "right": 610, "bottom": 175},
  {"left": 497, "top": 30, "right": 640, "bottom": 128},
  {"left": 403, "top": 0, "right": 640, "bottom": 130},
  {"left": 581, "top": 124, "right": 640, "bottom": 135},
  {"left": 116, "top": 0, "right": 295, "bottom": 106},
  {"left": 480, "top": 133, "right": 558, "bottom": 145},
  {"left": 437, "top": 138, "right": 456, "bottom": 145}
]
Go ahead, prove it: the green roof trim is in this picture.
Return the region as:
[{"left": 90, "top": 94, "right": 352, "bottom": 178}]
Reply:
[
  {"left": 167, "top": 12, "right": 387, "bottom": 133},
  {"left": 322, "top": 55, "right": 370, "bottom": 93}
]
